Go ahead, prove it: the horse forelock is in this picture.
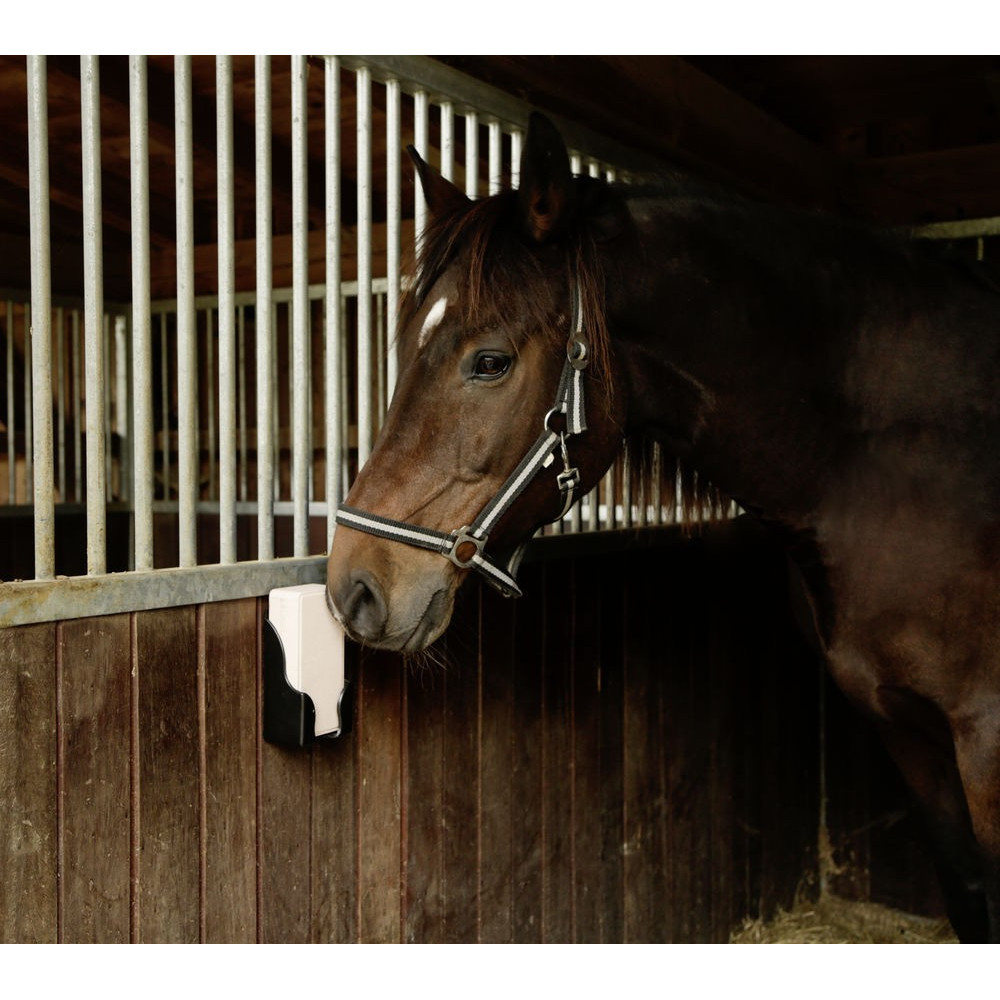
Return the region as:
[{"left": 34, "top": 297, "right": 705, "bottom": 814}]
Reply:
[{"left": 399, "top": 185, "right": 613, "bottom": 382}]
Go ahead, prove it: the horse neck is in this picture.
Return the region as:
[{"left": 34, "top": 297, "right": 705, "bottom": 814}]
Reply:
[{"left": 609, "top": 192, "right": 892, "bottom": 525}]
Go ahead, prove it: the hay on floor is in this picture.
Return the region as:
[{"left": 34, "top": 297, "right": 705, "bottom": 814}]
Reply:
[{"left": 730, "top": 893, "right": 957, "bottom": 944}]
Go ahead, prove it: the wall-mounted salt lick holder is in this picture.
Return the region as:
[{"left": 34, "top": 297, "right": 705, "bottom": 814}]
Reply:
[{"left": 263, "top": 583, "right": 353, "bottom": 747}]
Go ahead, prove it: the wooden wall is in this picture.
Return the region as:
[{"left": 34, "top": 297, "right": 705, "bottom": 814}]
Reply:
[{"left": 0, "top": 520, "right": 943, "bottom": 942}]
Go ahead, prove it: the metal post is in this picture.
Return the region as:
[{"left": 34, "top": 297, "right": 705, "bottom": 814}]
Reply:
[
  {"left": 175, "top": 55, "right": 197, "bottom": 568},
  {"left": 255, "top": 55, "right": 275, "bottom": 560},
  {"left": 324, "top": 55, "right": 342, "bottom": 545},
  {"left": 81, "top": 55, "right": 106, "bottom": 575},
  {"left": 413, "top": 88, "right": 428, "bottom": 240},
  {"left": 440, "top": 101, "right": 454, "bottom": 182},
  {"left": 488, "top": 120, "right": 502, "bottom": 195},
  {"left": 356, "top": 65, "right": 373, "bottom": 470},
  {"left": 27, "top": 55, "right": 54, "bottom": 578},
  {"left": 465, "top": 110, "right": 478, "bottom": 199},
  {"left": 217, "top": 55, "right": 237, "bottom": 563},
  {"left": 291, "top": 55, "right": 310, "bottom": 558},
  {"left": 385, "top": 77, "right": 400, "bottom": 399}
]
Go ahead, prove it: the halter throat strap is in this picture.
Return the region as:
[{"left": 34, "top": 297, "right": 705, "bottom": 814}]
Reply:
[{"left": 335, "top": 279, "right": 589, "bottom": 599}]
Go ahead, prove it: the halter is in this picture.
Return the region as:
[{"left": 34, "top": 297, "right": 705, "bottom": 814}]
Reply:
[{"left": 334, "top": 279, "right": 590, "bottom": 599}]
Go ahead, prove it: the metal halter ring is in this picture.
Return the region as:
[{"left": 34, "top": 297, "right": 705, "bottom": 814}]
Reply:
[
  {"left": 447, "top": 527, "right": 485, "bottom": 568},
  {"left": 567, "top": 338, "right": 589, "bottom": 370}
]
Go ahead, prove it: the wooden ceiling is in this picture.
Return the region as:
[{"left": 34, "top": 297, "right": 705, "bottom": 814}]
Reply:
[{"left": 1, "top": 55, "right": 998, "bottom": 301}]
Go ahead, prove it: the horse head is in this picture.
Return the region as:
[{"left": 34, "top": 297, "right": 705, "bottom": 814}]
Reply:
[{"left": 326, "top": 114, "right": 629, "bottom": 651}]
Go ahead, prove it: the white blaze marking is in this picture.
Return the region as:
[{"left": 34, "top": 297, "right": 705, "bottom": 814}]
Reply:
[{"left": 418, "top": 295, "right": 448, "bottom": 349}]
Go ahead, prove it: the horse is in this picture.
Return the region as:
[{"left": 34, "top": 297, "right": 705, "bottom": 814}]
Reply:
[{"left": 327, "top": 112, "right": 1000, "bottom": 943}]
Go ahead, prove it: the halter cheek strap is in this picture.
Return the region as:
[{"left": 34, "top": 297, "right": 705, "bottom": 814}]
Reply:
[{"left": 335, "top": 281, "right": 589, "bottom": 599}]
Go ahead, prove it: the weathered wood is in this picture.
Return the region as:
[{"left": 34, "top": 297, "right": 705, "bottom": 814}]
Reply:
[
  {"left": 0, "top": 622, "right": 57, "bottom": 942},
  {"left": 58, "top": 614, "right": 131, "bottom": 943},
  {"left": 477, "top": 584, "right": 516, "bottom": 943},
  {"left": 134, "top": 606, "right": 200, "bottom": 942},
  {"left": 356, "top": 648, "right": 403, "bottom": 942},
  {"left": 201, "top": 599, "right": 257, "bottom": 942}
]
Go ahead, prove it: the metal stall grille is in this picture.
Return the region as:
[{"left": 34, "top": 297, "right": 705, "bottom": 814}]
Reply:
[{"left": 0, "top": 55, "right": 707, "bottom": 627}]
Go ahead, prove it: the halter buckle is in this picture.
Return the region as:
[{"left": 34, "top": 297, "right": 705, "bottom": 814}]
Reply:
[
  {"left": 446, "top": 527, "right": 486, "bottom": 569},
  {"left": 567, "top": 337, "right": 589, "bottom": 371}
]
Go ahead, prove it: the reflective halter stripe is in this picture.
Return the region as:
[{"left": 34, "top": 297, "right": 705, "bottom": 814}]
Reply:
[{"left": 335, "top": 280, "right": 589, "bottom": 599}]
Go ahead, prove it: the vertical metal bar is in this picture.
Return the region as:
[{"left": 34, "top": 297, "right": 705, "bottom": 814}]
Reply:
[
  {"left": 385, "top": 77, "right": 400, "bottom": 399},
  {"left": 27, "top": 55, "right": 54, "bottom": 578},
  {"left": 413, "top": 88, "right": 428, "bottom": 240},
  {"left": 291, "top": 55, "right": 309, "bottom": 557},
  {"left": 255, "top": 55, "right": 274, "bottom": 560},
  {"left": 56, "top": 308, "right": 65, "bottom": 503},
  {"left": 465, "top": 110, "right": 479, "bottom": 199},
  {"left": 510, "top": 129, "right": 523, "bottom": 189},
  {"left": 324, "top": 55, "right": 342, "bottom": 544},
  {"left": 103, "top": 314, "right": 112, "bottom": 497},
  {"left": 356, "top": 65, "right": 373, "bottom": 470},
  {"left": 205, "top": 309, "right": 216, "bottom": 499},
  {"left": 24, "top": 304, "right": 32, "bottom": 503},
  {"left": 440, "top": 101, "right": 454, "bottom": 182},
  {"left": 238, "top": 305, "right": 247, "bottom": 502},
  {"left": 488, "top": 120, "right": 502, "bottom": 195},
  {"left": 217, "top": 55, "right": 237, "bottom": 563},
  {"left": 72, "top": 309, "right": 82, "bottom": 503},
  {"left": 114, "top": 314, "right": 129, "bottom": 503},
  {"left": 129, "top": 55, "right": 153, "bottom": 570},
  {"left": 5, "top": 301, "right": 13, "bottom": 503},
  {"left": 175, "top": 55, "right": 197, "bottom": 567},
  {"left": 81, "top": 55, "right": 106, "bottom": 575},
  {"left": 159, "top": 312, "right": 170, "bottom": 503}
]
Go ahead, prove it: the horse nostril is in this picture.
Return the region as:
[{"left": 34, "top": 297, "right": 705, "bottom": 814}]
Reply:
[{"left": 341, "top": 569, "right": 388, "bottom": 642}]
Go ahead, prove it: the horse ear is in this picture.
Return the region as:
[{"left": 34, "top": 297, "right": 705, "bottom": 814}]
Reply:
[
  {"left": 518, "top": 111, "right": 574, "bottom": 243},
  {"left": 518, "top": 112, "right": 575, "bottom": 244},
  {"left": 407, "top": 145, "right": 470, "bottom": 218}
]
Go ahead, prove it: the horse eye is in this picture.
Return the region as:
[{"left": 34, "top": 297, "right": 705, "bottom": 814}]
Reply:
[{"left": 472, "top": 352, "right": 512, "bottom": 380}]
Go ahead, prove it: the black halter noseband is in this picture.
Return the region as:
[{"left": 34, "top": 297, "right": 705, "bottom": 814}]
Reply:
[{"left": 334, "top": 281, "right": 590, "bottom": 598}]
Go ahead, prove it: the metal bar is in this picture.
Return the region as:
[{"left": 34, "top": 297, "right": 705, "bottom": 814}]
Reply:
[
  {"left": 27, "top": 56, "right": 54, "bottom": 579},
  {"left": 238, "top": 305, "right": 247, "bottom": 502},
  {"left": 440, "top": 101, "right": 454, "bottom": 181},
  {"left": 175, "top": 56, "right": 198, "bottom": 567},
  {"left": 356, "top": 65, "right": 373, "bottom": 469},
  {"left": 81, "top": 55, "right": 106, "bottom": 575},
  {"left": 488, "top": 120, "right": 502, "bottom": 195},
  {"left": 0, "top": 557, "right": 328, "bottom": 628},
  {"left": 24, "top": 304, "right": 32, "bottom": 504},
  {"left": 217, "top": 55, "right": 237, "bottom": 563},
  {"left": 255, "top": 55, "right": 275, "bottom": 560},
  {"left": 510, "top": 129, "right": 522, "bottom": 189},
  {"left": 413, "top": 88, "right": 428, "bottom": 239},
  {"left": 129, "top": 56, "right": 153, "bottom": 568},
  {"left": 324, "top": 55, "right": 342, "bottom": 545},
  {"left": 5, "top": 301, "right": 13, "bottom": 503},
  {"left": 103, "top": 313, "right": 112, "bottom": 498},
  {"left": 159, "top": 312, "right": 169, "bottom": 503},
  {"left": 72, "top": 309, "right": 81, "bottom": 503},
  {"left": 386, "top": 77, "right": 401, "bottom": 398},
  {"left": 114, "top": 314, "right": 129, "bottom": 503},
  {"left": 55, "top": 311, "right": 65, "bottom": 503},
  {"left": 291, "top": 55, "right": 310, "bottom": 558},
  {"left": 205, "top": 308, "right": 216, "bottom": 499},
  {"left": 465, "top": 110, "right": 478, "bottom": 199}
]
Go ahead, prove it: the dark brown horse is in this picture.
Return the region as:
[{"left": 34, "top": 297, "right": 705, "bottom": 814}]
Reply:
[{"left": 327, "top": 113, "right": 1000, "bottom": 942}]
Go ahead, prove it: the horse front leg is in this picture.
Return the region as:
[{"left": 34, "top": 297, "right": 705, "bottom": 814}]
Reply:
[{"left": 952, "top": 703, "right": 1000, "bottom": 943}]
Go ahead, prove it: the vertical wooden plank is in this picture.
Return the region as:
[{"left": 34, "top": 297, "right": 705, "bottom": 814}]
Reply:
[
  {"left": 59, "top": 614, "right": 131, "bottom": 942},
  {"left": 311, "top": 642, "right": 359, "bottom": 944},
  {"left": 357, "top": 648, "right": 403, "bottom": 942},
  {"left": 478, "top": 583, "right": 516, "bottom": 943},
  {"left": 622, "top": 549, "right": 670, "bottom": 942},
  {"left": 202, "top": 598, "right": 257, "bottom": 942},
  {"left": 596, "top": 555, "right": 625, "bottom": 943},
  {"left": 134, "top": 606, "right": 200, "bottom": 942},
  {"left": 571, "top": 556, "right": 608, "bottom": 942},
  {"left": 403, "top": 644, "right": 446, "bottom": 943},
  {"left": 511, "top": 562, "right": 545, "bottom": 941},
  {"left": 541, "top": 559, "right": 574, "bottom": 942},
  {"left": 259, "top": 667, "right": 312, "bottom": 944},
  {"left": 0, "top": 623, "right": 57, "bottom": 942}
]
